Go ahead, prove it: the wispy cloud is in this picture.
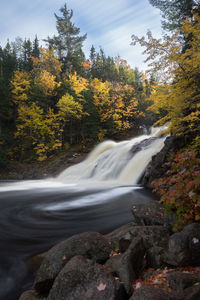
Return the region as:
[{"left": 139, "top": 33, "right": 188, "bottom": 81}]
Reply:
[{"left": 0, "top": 0, "right": 162, "bottom": 70}]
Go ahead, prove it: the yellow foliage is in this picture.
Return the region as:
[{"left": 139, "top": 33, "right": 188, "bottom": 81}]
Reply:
[
  {"left": 57, "top": 93, "right": 84, "bottom": 121},
  {"left": 15, "top": 103, "right": 62, "bottom": 160},
  {"left": 10, "top": 70, "right": 31, "bottom": 103},
  {"left": 34, "top": 70, "right": 61, "bottom": 96},
  {"left": 68, "top": 72, "right": 88, "bottom": 97},
  {"left": 133, "top": 13, "right": 200, "bottom": 138},
  {"left": 90, "top": 78, "right": 111, "bottom": 122},
  {"left": 31, "top": 48, "right": 62, "bottom": 76}
]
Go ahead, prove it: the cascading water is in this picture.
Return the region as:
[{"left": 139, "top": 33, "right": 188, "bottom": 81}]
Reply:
[
  {"left": 57, "top": 126, "right": 167, "bottom": 186},
  {"left": 0, "top": 126, "right": 168, "bottom": 300}
]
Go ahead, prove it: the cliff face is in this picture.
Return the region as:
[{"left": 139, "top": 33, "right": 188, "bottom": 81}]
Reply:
[{"left": 141, "top": 135, "right": 190, "bottom": 189}]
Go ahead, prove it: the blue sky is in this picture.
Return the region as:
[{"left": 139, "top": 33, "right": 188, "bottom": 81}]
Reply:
[{"left": 1, "top": 0, "right": 162, "bottom": 70}]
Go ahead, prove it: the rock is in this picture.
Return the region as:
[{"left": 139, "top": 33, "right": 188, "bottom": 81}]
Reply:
[
  {"left": 141, "top": 135, "right": 191, "bottom": 189},
  {"left": 167, "top": 271, "right": 200, "bottom": 291},
  {"left": 183, "top": 283, "right": 200, "bottom": 300},
  {"left": 35, "top": 232, "right": 112, "bottom": 293},
  {"left": 28, "top": 252, "right": 47, "bottom": 273},
  {"left": 146, "top": 246, "right": 165, "bottom": 269},
  {"left": 105, "top": 223, "right": 169, "bottom": 249},
  {"left": 18, "top": 290, "right": 47, "bottom": 300},
  {"left": 106, "top": 237, "right": 146, "bottom": 294},
  {"left": 129, "top": 285, "right": 178, "bottom": 300},
  {"left": 47, "top": 255, "right": 128, "bottom": 300},
  {"left": 118, "top": 238, "right": 131, "bottom": 253},
  {"left": 165, "top": 223, "right": 200, "bottom": 266},
  {"left": 131, "top": 201, "right": 165, "bottom": 226},
  {"left": 130, "top": 137, "right": 157, "bottom": 156}
]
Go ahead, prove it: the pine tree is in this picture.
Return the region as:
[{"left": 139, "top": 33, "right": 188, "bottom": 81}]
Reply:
[
  {"left": 149, "top": 0, "right": 199, "bottom": 31},
  {"left": 44, "top": 3, "right": 87, "bottom": 73}
]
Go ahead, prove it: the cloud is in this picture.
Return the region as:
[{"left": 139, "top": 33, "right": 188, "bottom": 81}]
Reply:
[{"left": 0, "top": 0, "right": 162, "bottom": 70}]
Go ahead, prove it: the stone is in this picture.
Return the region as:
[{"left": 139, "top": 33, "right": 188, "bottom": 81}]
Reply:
[
  {"left": 184, "top": 283, "right": 200, "bottom": 300},
  {"left": 165, "top": 223, "right": 200, "bottom": 266},
  {"left": 105, "top": 223, "right": 169, "bottom": 249},
  {"left": 47, "top": 255, "right": 128, "bottom": 300},
  {"left": 18, "top": 290, "right": 47, "bottom": 300},
  {"left": 141, "top": 135, "right": 191, "bottom": 189},
  {"left": 131, "top": 201, "right": 165, "bottom": 226},
  {"left": 167, "top": 271, "right": 200, "bottom": 291},
  {"left": 129, "top": 285, "right": 178, "bottom": 300},
  {"left": 146, "top": 246, "right": 165, "bottom": 269},
  {"left": 34, "top": 232, "right": 112, "bottom": 293},
  {"left": 106, "top": 237, "right": 146, "bottom": 294},
  {"left": 28, "top": 252, "right": 47, "bottom": 273}
]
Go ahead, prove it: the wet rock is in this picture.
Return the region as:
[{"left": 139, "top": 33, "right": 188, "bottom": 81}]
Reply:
[
  {"left": 18, "top": 290, "right": 46, "bottom": 300},
  {"left": 129, "top": 285, "right": 178, "bottom": 300},
  {"left": 141, "top": 135, "right": 191, "bottom": 189},
  {"left": 130, "top": 137, "right": 157, "bottom": 156},
  {"left": 47, "top": 255, "right": 127, "bottom": 300},
  {"left": 165, "top": 223, "right": 200, "bottom": 266},
  {"left": 34, "top": 232, "right": 112, "bottom": 293},
  {"left": 106, "top": 237, "right": 146, "bottom": 294},
  {"left": 146, "top": 246, "right": 165, "bottom": 269},
  {"left": 105, "top": 223, "right": 169, "bottom": 249},
  {"left": 131, "top": 201, "right": 165, "bottom": 226}
]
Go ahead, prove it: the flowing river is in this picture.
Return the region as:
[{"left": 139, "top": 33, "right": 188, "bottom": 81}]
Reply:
[{"left": 0, "top": 127, "right": 166, "bottom": 299}]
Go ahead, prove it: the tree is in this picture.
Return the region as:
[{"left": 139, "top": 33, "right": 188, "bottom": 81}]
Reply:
[
  {"left": 149, "top": 0, "right": 199, "bottom": 31},
  {"left": 132, "top": 13, "right": 200, "bottom": 148},
  {"left": 14, "top": 103, "right": 62, "bottom": 161},
  {"left": 45, "top": 3, "right": 87, "bottom": 73},
  {"left": 57, "top": 93, "right": 84, "bottom": 144}
]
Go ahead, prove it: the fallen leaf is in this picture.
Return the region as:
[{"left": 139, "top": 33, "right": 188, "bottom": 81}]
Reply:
[{"left": 97, "top": 282, "right": 106, "bottom": 291}]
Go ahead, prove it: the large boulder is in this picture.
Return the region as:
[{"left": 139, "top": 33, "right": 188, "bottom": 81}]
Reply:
[
  {"left": 47, "top": 255, "right": 127, "bottom": 300},
  {"left": 105, "top": 223, "right": 169, "bottom": 249},
  {"left": 131, "top": 201, "right": 165, "bottom": 226},
  {"left": 105, "top": 237, "right": 146, "bottom": 294},
  {"left": 183, "top": 284, "right": 200, "bottom": 300},
  {"left": 129, "top": 285, "right": 178, "bottom": 300},
  {"left": 165, "top": 223, "right": 200, "bottom": 266},
  {"left": 167, "top": 271, "right": 200, "bottom": 291},
  {"left": 34, "top": 232, "right": 112, "bottom": 293},
  {"left": 146, "top": 246, "right": 165, "bottom": 269}
]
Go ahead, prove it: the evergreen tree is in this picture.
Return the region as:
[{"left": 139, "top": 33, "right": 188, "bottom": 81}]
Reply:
[
  {"left": 32, "top": 36, "right": 40, "bottom": 58},
  {"left": 45, "top": 3, "right": 87, "bottom": 73},
  {"left": 149, "top": 0, "right": 200, "bottom": 31}
]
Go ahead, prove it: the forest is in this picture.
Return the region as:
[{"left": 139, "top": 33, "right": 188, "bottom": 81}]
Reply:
[
  {"left": 0, "top": 4, "right": 157, "bottom": 165},
  {"left": 0, "top": 0, "right": 200, "bottom": 229}
]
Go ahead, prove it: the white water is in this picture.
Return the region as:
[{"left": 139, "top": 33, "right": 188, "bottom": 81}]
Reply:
[{"left": 56, "top": 126, "right": 167, "bottom": 186}]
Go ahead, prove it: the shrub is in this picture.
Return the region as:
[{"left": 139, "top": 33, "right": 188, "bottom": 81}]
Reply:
[{"left": 152, "top": 151, "right": 200, "bottom": 231}]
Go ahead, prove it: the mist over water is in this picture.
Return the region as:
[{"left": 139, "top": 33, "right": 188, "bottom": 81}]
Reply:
[{"left": 0, "top": 127, "right": 166, "bottom": 300}]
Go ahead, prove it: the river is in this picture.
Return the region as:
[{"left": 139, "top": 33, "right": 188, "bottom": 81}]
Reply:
[{"left": 0, "top": 127, "right": 166, "bottom": 299}]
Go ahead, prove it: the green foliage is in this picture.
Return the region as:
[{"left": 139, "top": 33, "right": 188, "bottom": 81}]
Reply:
[
  {"left": 0, "top": 3, "right": 157, "bottom": 163},
  {"left": 45, "top": 3, "right": 87, "bottom": 74},
  {"left": 149, "top": 0, "right": 199, "bottom": 32},
  {"left": 152, "top": 151, "right": 200, "bottom": 230}
]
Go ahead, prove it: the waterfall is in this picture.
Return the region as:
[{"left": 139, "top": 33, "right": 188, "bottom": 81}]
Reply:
[{"left": 57, "top": 126, "right": 167, "bottom": 186}]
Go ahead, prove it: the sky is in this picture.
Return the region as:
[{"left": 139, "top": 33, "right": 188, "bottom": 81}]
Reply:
[{"left": 0, "top": 0, "right": 163, "bottom": 70}]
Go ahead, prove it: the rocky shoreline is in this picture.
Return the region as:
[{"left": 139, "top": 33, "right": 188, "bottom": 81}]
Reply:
[{"left": 19, "top": 200, "right": 200, "bottom": 300}]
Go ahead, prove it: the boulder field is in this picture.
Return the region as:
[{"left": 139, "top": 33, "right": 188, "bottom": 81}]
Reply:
[{"left": 19, "top": 200, "right": 200, "bottom": 300}]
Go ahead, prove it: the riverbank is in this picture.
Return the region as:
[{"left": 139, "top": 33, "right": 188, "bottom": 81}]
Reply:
[
  {"left": 0, "top": 128, "right": 143, "bottom": 180},
  {"left": 19, "top": 200, "right": 200, "bottom": 300}
]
